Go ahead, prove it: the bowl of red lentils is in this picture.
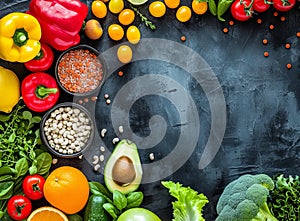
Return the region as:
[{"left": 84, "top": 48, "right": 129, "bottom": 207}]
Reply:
[
  {"left": 40, "top": 102, "right": 95, "bottom": 158},
  {"left": 55, "top": 44, "right": 105, "bottom": 96}
]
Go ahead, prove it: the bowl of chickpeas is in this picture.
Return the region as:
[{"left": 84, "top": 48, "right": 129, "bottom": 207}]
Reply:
[{"left": 40, "top": 102, "right": 95, "bottom": 158}]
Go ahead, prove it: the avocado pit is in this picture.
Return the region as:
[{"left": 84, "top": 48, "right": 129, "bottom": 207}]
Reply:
[{"left": 112, "top": 156, "right": 136, "bottom": 186}]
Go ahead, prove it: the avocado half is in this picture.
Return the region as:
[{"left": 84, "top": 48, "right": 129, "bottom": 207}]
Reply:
[{"left": 104, "top": 139, "right": 143, "bottom": 194}]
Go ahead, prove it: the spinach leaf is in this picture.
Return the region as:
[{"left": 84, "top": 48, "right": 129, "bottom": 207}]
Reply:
[
  {"left": 22, "top": 111, "right": 32, "bottom": 121},
  {"left": 36, "top": 152, "right": 52, "bottom": 175},
  {"left": 126, "top": 191, "right": 144, "bottom": 209},
  {"left": 0, "top": 175, "right": 13, "bottom": 182},
  {"left": 89, "top": 181, "right": 113, "bottom": 201},
  {"left": 103, "top": 203, "right": 119, "bottom": 219},
  {"left": 14, "top": 158, "right": 28, "bottom": 178},
  {"left": 0, "top": 167, "right": 15, "bottom": 176},
  {"left": 113, "top": 190, "right": 127, "bottom": 211},
  {"left": 0, "top": 182, "right": 14, "bottom": 198}
]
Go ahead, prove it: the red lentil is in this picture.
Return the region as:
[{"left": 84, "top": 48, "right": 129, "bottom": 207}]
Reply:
[
  {"left": 118, "top": 71, "right": 124, "bottom": 77},
  {"left": 229, "top": 20, "right": 234, "bottom": 26},
  {"left": 263, "top": 51, "right": 269, "bottom": 57},
  {"left": 285, "top": 43, "right": 291, "bottom": 49},
  {"left": 91, "top": 96, "right": 97, "bottom": 101},
  {"left": 257, "top": 18, "right": 262, "bottom": 24},
  {"left": 262, "top": 39, "right": 268, "bottom": 45},
  {"left": 84, "top": 98, "right": 89, "bottom": 103},
  {"left": 223, "top": 27, "right": 229, "bottom": 33},
  {"left": 57, "top": 49, "right": 103, "bottom": 94},
  {"left": 269, "top": 24, "right": 275, "bottom": 30},
  {"left": 180, "top": 36, "right": 186, "bottom": 42},
  {"left": 297, "top": 32, "right": 300, "bottom": 37},
  {"left": 286, "top": 63, "right": 292, "bottom": 69},
  {"left": 273, "top": 11, "right": 279, "bottom": 17},
  {"left": 280, "top": 16, "right": 286, "bottom": 22}
]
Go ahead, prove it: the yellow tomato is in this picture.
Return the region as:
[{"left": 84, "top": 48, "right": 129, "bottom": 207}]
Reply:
[
  {"left": 126, "top": 25, "right": 141, "bottom": 44},
  {"left": 164, "top": 0, "right": 180, "bottom": 9},
  {"left": 0, "top": 66, "right": 20, "bottom": 113},
  {"left": 108, "top": 24, "right": 124, "bottom": 41},
  {"left": 109, "top": 0, "right": 124, "bottom": 14},
  {"left": 176, "top": 6, "right": 192, "bottom": 22},
  {"left": 117, "top": 45, "right": 133, "bottom": 64},
  {"left": 192, "top": 0, "right": 208, "bottom": 15},
  {"left": 149, "top": 1, "right": 166, "bottom": 18},
  {"left": 91, "top": 1, "right": 107, "bottom": 18},
  {"left": 118, "top": 9, "right": 135, "bottom": 26}
]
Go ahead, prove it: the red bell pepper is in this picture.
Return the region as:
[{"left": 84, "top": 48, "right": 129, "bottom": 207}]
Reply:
[
  {"left": 21, "top": 72, "right": 60, "bottom": 112},
  {"left": 27, "top": 0, "right": 88, "bottom": 51},
  {"left": 24, "top": 43, "right": 54, "bottom": 72}
]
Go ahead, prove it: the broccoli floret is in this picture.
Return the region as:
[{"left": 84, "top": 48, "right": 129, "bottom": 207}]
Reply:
[{"left": 216, "top": 174, "right": 278, "bottom": 221}]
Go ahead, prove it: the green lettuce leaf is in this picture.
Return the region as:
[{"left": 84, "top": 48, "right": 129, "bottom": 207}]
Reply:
[{"left": 161, "top": 181, "right": 209, "bottom": 221}]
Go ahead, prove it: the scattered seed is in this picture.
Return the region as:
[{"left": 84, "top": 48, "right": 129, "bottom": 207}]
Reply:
[
  {"left": 100, "top": 128, "right": 107, "bottom": 137},
  {"left": 91, "top": 96, "right": 97, "bottom": 101},
  {"left": 92, "top": 155, "right": 99, "bottom": 164},
  {"left": 180, "top": 36, "right": 186, "bottom": 42},
  {"left": 112, "top": 137, "right": 120, "bottom": 144},
  {"left": 99, "top": 154, "right": 105, "bottom": 162},
  {"left": 52, "top": 158, "right": 58, "bottom": 165},
  {"left": 104, "top": 94, "right": 109, "bottom": 99},
  {"left": 106, "top": 99, "right": 111, "bottom": 105},
  {"left": 286, "top": 63, "right": 292, "bottom": 69},
  {"left": 94, "top": 164, "right": 101, "bottom": 171},
  {"left": 118, "top": 125, "right": 124, "bottom": 133},
  {"left": 118, "top": 71, "right": 124, "bottom": 77},
  {"left": 149, "top": 153, "right": 155, "bottom": 161},
  {"left": 229, "top": 20, "right": 234, "bottom": 26},
  {"left": 78, "top": 155, "right": 83, "bottom": 159},
  {"left": 269, "top": 24, "right": 275, "bottom": 30},
  {"left": 262, "top": 39, "right": 268, "bottom": 45},
  {"left": 285, "top": 43, "right": 291, "bottom": 49},
  {"left": 273, "top": 11, "right": 279, "bottom": 17},
  {"left": 257, "top": 18, "right": 262, "bottom": 24},
  {"left": 100, "top": 146, "right": 105, "bottom": 152},
  {"left": 223, "top": 27, "right": 229, "bottom": 33},
  {"left": 280, "top": 16, "right": 286, "bottom": 22},
  {"left": 263, "top": 51, "right": 269, "bottom": 57}
]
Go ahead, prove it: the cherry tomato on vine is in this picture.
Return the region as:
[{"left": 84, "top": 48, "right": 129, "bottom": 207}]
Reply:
[
  {"left": 273, "top": 0, "right": 295, "bottom": 11},
  {"left": 7, "top": 195, "right": 32, "bottom": 220},
  {"left": 231, "top": 0, "right": 253, "bottom": 21},
  {"left": 22, "top": 174, "right": 45, "bottom": 200},
  {"left": 253, "top": 0, "right": 271, "bottom": 13}
]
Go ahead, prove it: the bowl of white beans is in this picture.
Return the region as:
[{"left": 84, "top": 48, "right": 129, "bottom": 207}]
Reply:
[{"left": 40, "top": 102, "right": 94, "bottom": 158}]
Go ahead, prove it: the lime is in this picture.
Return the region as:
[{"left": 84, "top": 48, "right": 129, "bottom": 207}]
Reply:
[{"left": 126, "top": 0, "right": 148, "bottom": 6}]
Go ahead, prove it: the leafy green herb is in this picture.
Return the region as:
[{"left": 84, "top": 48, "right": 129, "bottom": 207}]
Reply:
[
  {"left": 269, "top": 174, "right": 300, "bottom": 221},
  {"left": 125, "top": 191, "right": 143, "bottom": 209},
  {"left": 103, "top": 203, "right": 118, "bottom": 220},
  {"left": 217, "top": 0, "right": 234, "bottom": 21},
  {"left": 130, "top": 5, "right": 156, "bottom": 30},
  {"left": 113, "top": 190, "right": 127, "bottom": 211},
  {"left": 88, "top": 181, "right": 113, "bottom": 202},
  {"left": 208, "top": 0, "right": 217, "bottom": 16}
]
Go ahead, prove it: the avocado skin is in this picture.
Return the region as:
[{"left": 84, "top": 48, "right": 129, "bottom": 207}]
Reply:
[
  {"left": 84, "top": 195, "right": 110, "bottom": 221},
  {"left": 104, "top": 139, "right": 143, "bottom": 195}
]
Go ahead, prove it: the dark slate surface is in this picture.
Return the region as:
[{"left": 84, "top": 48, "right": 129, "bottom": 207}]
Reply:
[{"left": 1, "top": 0, "right": 300, "bottom": 220}]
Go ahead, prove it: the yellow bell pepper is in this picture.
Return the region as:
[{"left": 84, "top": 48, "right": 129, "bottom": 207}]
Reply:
[{"left": 0, "top": 12, "right": 41, "bottom": 63}]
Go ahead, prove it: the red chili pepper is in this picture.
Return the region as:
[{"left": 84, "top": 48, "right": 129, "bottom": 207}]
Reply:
[
  {"left": 21, "top": 72, "right": 60, "bottom": 112},
  {"left": 24, "top": 43, "right": 54, "bottom": 72},
  {"left": 27, "top": 0, "right": 88, "bottom": 51}
]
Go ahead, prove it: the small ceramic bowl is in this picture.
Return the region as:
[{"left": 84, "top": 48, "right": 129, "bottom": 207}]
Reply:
[
  {"left": 40, "top": 102, "right": 95, "bottom": 158},
  {"left": 55, "top": 44, "right": 106, "bottom": 96}
]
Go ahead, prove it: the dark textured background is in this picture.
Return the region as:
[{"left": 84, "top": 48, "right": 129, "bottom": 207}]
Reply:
[{"left": 1, "top": 0, "right": 300, "bottom": 220}]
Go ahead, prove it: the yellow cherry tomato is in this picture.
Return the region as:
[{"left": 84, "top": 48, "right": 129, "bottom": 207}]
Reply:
[
  {"left": 176, "top": 6, "right": 192, "bottom": 23},
  {"left": 108, "top": 0, "right": 124, "bottom": 14},
  {"left": 117, "top": 45, "right": 133, "bottom": 64},
  {"left": 164, "top": 0, "right": 180, "bottom": 9},
  {"left": 149, "top": 1, "right": 166, "bottom": 18},
  {"left": 91, "top": 1, "right": 107, "bottom": 18},
  {"left": 118, "top": 9, "right": 135, "bottom": 26},
  {"left": 108, "top": 24, "right": 124, "bottom": 41},
  {"left": 126, "top": 25, "right": 141, "bottom": 44},
  {"left": 192, "top": 0, "right": 208, "bottom": 15}
]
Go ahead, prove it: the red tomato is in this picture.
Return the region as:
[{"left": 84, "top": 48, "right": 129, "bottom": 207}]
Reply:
[
  {"left": 7, "top": 195, "right": 32, "bottom": 220},
  {"left": 22, "top": 174, "right": 45, "bottom": 200},
  {"left": 231, "top": 0, "right": 253, "bottom": 21},
  {"left": 253, "top": 0, "right": 271, "bottom": 12},
  {"left": 273, "top": 0, "right": 295, "bottom": 11}
]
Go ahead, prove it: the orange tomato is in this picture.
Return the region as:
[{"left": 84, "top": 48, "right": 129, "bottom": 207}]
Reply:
[
  {"left": 149, "top": 1, "right": 166, "bottom": 18},
  {"left": 43, "top": 166, "right": 89, "bottom": 214},
  {"left": 164, "top": 0, "right": 180, "bottom": 9},
  {"left": 109, "top": 0, "right": 124, "bottom": 14},
  {"left": 91, "top": 1, "right": 107, "bottom": 18},
  {"left": 84, "top": 19, "right": 103, "bottom": 40},
  {"left": 117, "top": 45, "right": 133, "bottom": 63},
  {"left": 118, "top": 9, "right": 135, "bottom": 25},
  {"left": 192, "top": 0, "right": 208, "bottom": 15},
  {"left": 108, "top": 24, "right": 124, "bottom": 41},
  {"left": 126, "top": 25, "right": 141, "bottom": 44},
  {"left": 176, "top": 6, "right": 192, "bottom": 22}
]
